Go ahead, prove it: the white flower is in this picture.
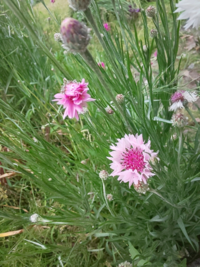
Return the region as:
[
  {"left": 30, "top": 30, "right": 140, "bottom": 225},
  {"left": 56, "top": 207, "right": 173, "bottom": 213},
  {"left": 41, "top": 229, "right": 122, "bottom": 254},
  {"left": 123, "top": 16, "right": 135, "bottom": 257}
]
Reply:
[{"left": 175, "top": 0, "right": 200, "bottom": 29}]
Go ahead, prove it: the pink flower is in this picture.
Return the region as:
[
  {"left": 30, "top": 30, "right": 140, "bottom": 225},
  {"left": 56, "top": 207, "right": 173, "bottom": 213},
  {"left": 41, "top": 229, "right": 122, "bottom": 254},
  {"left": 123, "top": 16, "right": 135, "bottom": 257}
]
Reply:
[
  {"left": 103, "top": 23, "right": 110, "bottom": 31},
  {"left": 154, "top": 50, "right": 157, "bottom": 57},
  {"left": 98, "top": 62, "right": 105, "bottom": 69},
  {"left": 51, "top": 0, "right": 55, "bottom": 3},
  {"left": 53, "top": 79, "right": 95, "bottom": 120},
  {"left": 108, "top": 134, "right": 158, "bottom": 187}
]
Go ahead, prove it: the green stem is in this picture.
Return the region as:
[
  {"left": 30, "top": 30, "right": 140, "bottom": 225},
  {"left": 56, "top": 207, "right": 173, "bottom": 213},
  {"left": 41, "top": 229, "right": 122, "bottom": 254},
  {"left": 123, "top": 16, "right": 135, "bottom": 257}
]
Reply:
[
  {"left": 84, "top": 7, "right": 125, "bottom": 84},
  {"left": 81, "top": 49, "right": 132, "bottom": 131},
  {"left": 41, "top": 0, "right": 59, "bottom": 26},
  {"left": 185, "top": 106, "right": 199, "bottom": 128}
]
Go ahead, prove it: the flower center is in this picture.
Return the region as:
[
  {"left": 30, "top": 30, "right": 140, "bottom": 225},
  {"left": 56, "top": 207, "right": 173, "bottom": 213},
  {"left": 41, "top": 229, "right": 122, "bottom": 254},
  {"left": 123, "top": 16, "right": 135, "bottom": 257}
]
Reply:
[{"left": 121, "top": 148, "right": 145, "bottom": 172}]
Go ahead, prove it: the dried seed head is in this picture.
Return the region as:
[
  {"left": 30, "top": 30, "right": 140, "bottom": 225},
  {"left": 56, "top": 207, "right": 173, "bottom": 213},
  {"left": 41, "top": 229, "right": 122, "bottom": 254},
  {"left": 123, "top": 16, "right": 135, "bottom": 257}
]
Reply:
[
  {"left": 68, "top": 0, "right": 91, "bottom": 11},
  {"left": 146, "top": 6, "right": 156, "bottom": 18},
  {"left": 99, "top": 170, "right": 109, "bottom": 180},
  {"left": 61, "top": 18, "right": 90, "bottom": 53},
  {"left": 116, "top": 94, "right": 124, "bottom": 104},
  {"left": 150, "top": 29, "right": 158, "bottom": 38}
]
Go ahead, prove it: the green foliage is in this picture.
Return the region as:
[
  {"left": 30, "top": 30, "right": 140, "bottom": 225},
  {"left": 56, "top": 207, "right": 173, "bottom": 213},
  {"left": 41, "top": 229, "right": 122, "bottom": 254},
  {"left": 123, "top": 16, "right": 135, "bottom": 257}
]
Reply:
[{"left": 0, "top": 0, "right": 200, "bottom": 266}]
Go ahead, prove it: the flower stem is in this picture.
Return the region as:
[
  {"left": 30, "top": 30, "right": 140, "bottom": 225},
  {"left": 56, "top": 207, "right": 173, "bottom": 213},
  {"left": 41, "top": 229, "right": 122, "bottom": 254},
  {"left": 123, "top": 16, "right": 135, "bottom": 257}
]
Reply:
[{"left": 81, "top": 49, "right": 132, "bottom": 131}]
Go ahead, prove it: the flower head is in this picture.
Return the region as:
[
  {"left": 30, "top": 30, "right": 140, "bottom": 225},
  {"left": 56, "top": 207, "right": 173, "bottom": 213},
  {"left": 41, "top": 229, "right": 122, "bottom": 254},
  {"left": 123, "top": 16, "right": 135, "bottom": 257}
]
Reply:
[
  {"left": 134, "top": 181, "right": 149, "bottom": 194},
  {"left": 175, "top": 0, "right": 200, "bottom": 29},
  {"left": 108, "top": 134, "right": 158, "bottom": 187},
  {"left": 103, "top": 23, "right": 110, "bottom": 31},
  {"left": 61, "top": 18, "right": 90, "bottom": 53},
  {"left": 51, "top": 0, "right": 55, "bottom": 3},
  {"left": 53, "top": 79, "right": 95, "bottom": 120},
  {"left": 169, "top": 90, "right": 198, "bottom": 111}
]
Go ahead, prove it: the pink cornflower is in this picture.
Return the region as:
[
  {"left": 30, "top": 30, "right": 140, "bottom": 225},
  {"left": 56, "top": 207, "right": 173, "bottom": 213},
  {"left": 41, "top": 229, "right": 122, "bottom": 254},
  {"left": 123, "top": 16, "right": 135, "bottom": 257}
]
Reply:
[
  {"left": 51, "top": 0, "right": 55, "bottom": 3},
  {"left": 108, "top": 134, "right": 158, "bottom": 187},
  {"left": 103, "top": 23, "right": 110, "bottom": 31},
  {"left": 53, "top": 79, "right": 95, "bottom": 120},
  {"left": 98, "top": 62, "right": 105, "bottom": 69},
  {"left": 154, "top": 50, "right": 157, "bottom": 57},
  {"left": 169, "top": 90, "right": 198, "bottom": 111}
]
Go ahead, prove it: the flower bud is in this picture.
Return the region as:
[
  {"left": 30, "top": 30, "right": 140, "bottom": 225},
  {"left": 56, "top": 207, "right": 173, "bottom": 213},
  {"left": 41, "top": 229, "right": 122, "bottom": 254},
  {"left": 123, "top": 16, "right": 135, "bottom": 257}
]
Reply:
[
  {"left": 118, "top": 261, "right": 132, "bottom": 267},
  {"left": 105, "top": 106, "right": 114, "bottom": 114},
  {"left": 134, "top": 181, "right": 149, "bottom": 194},
  {"left": 143, "top": 45, "right": 147, "bottom": 52},
  {"left": 107, "top": 194, "right": 113, "bottom": 201},
  {"left": 68, "top": 0, "right": 91, "bottom": 11},
  {"left": 146, "top": 6, "right": 156, "bottom": 18},
  {"left": 61, "top": 18, "right": 90, "bottom": 53},
  {"left": 116, "top": 94, "right": 124, "bottom": 104},
  {"left": 172, "top": 112, "right": 188, "bottom": 127},
  {"left": 150, "top": 29, "right": 158, "bottom": 38},
  {"left": 99, "top": 170, "right": 109, "bottom": 180},
  {"left": 54, "top": 33, "right": 62, "bottom": 42}
]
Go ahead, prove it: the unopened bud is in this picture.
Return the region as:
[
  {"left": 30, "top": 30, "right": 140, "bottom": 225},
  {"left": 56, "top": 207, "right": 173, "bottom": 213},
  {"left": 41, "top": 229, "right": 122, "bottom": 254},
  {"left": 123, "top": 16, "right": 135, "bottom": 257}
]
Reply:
[
  {"left": 105, "top": 106, "right": 114, "bottom": 114},
  {"left": 150, "top": 29, "right": 158, "bottom": 38},
  {"left": 146, "top": 6, "right": 156, "bottom": 18},
  {"left": 61, "top": 18, "right": 90, "bottom": 53},
  {"left": 143, "top": 45, "right": 147, "bottom": 52},
  {"left": 54, "top": 33, "right": 62, "bottom": 42},
  {"left": 134, "top": 181, "right": 149, "bottom": 194},
  {"left": 107, "top": 194, "right": 113, "bottom": 201},
  {"left": 99, "top": 170, "right": 109, "bottom": 180},
  {"left": 172, "top": 112, "right": 188, "bottom": 127},
  {"left": 116, "top": 94, "right": 124, "bottom": 104}
]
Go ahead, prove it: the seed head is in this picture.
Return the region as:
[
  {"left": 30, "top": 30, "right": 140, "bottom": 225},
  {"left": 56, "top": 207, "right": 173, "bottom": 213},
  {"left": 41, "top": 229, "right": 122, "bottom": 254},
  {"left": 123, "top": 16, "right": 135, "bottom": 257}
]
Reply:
[
  {"left": 68, "top": 0, "right": 91, "bottom": 11},
  {"left": 61, "top": 18, "right": 90, "bottom": 53},
  {"left": 146, "top": 6, "right": 156, "bottom": 18},
  {"left": 150, "top": 29, "right": 158, "bottom": 38},
  {"left": 99, "top": 170, "right": 109, "bottom": 180},
  {"left": 116, "top": 94, "right": 124, "bottom": 104}
]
